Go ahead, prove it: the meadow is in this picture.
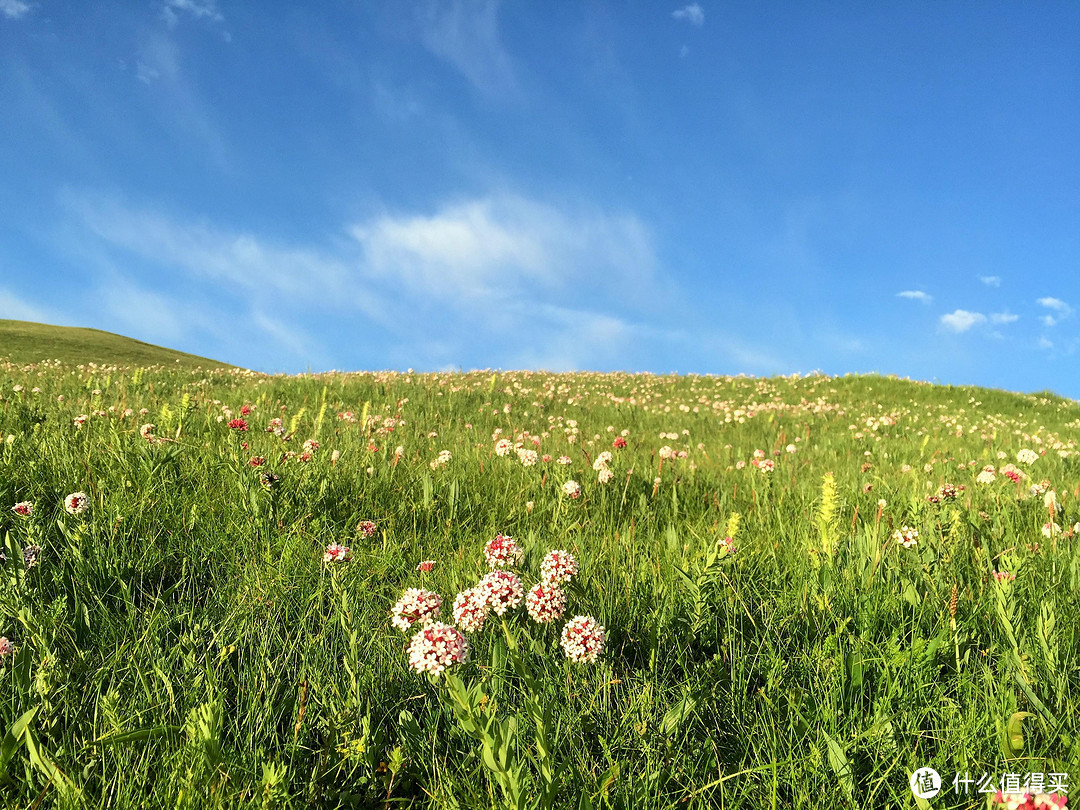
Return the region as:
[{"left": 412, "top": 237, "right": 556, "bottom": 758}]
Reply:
[{"left": 0, "top": 359, "right": 1078, "bottom": 809}]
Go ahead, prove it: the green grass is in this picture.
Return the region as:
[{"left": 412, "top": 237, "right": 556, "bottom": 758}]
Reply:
[
  {"left": 0, "top": 363, "right": 1078, "bottom": 809},
  {"left": 0, "top": 320, "right": 236, "bottom": 370}
]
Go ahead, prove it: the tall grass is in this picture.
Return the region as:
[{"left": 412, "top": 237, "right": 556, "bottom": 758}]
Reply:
[{"left": 0, "top": 363, "right": 1077, "bottom": 808}]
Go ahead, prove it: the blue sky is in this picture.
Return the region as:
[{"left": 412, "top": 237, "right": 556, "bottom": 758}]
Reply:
[{"left": 1, "top": 1, "right": 1078, "bottom": 396}]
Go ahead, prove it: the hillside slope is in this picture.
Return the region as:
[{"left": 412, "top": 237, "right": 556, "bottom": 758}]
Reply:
[{"left": 0, "top": 320, "right": 236, "bottom": 369}]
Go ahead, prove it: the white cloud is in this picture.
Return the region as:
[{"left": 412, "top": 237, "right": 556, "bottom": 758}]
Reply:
[
  {"left": 0, "top": 286, "right": 48, "bottom": 322},
  {"left": 897, "top": 290, "right": 931, "bottom": 303},
  {"left": 940, "top": 309, "right": 986, "bottom": 333},
  {"left": 679, "top": 45, "right": 689, "bottom": 58},
  {"left": 1037, "top": 296, "right": 1071, "bottom": 313},
  {"left": 350, "top": 195, "right": 659, "bottom": 306},
  {"left": 1037, "top": 297, "right": 1072, "bottom": 328},
  {"left": 1039, "top": 337, "right": 1054, "bottom": 350},
  {"left": 162, "top": 0, "right": 223, "bottom": 26},
  {"left": 0, "top": 0, "right": 31, "bottom": 19},
  {"left": 978, "top": 275, "right": 1001, "bottom": 287},
  {"left": 417, "top": 0, "right": 517, "bottom": 98},
  {"left": 990, "top": 312, "right": 1019, "bottom": 325},
  {"left": 672, "top": 4, "right": 705, "bottom": 26},
  {"left": 103, "top": 282, "right": 184, "bottom": 343}
]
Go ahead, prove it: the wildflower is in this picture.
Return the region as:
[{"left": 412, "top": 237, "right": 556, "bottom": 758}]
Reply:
[
  {"left": 302, "top": 439, "right": 319, "bottom": 454},
  {"left": 11, "top": 502, "right": 32, "bottom": 517},
  {"left": 0, "top": 637, "right": 13, "bottom": 662},
  {"left": 517, "top": 448, "right": 538, "bottom": 466},
  {"left": 752, "top": 449, "right": 766, "bottom": 460},
  {"left": 1030, "top": 479, "right": 1050, "bottom": 496},
  {"left": 228, "top": 418, "right": 249, "bottom": 431},
  {"left": 562, "top": 480, "right": 581, "bottom": 499},
  {"left": 260, "top": 472, "right": 281, "bottom": 489},
  {"left": 330, "top": 449, "right": 340, "bottom": 465},
  {"left": 391, "top": 588, "right": 443, "bottom": 633},
  {"left": 597, "top": 467, "right": 614, "bottom": 484},
  {"left": 323, "top": 543, "right": 352, "bottom": 563},
  {"left": 240, "top": 404, "right": 252, "bottom": 416},
  {"left": 1017, "top": 448, "right": 1039, "bottom": 465},
  {"left": 248, "top": 456, "right": 266, "bottom": 467},
  {"left": 717, "top": 535, "right": 736, "bottom": 556},
  {"left": 1042, "top": 522, "right": 1061, "bottom": 538},
  {"left": 452, "top": 587, "right": 490, "bottom": 632},
  {"left": 64, "top": 492, "right": 90, "bottom": 515},
  {"left": 22, "top": 545, "right": 41, "bottom": 570},
  {"left": 495, "top": 438, "right": 513, "bottom": 457},
  {"left": 356, "top": 520, "right": 377, "bottom": 538},
  {"left": 139, "top": 423, "right": 156, "bottom": 441},
  {"left": 658, "top": 446, "right": 674, "bottom": 460},
  {"left": 752, "top": 458, "right": 775, "bottom": 473},
  {"left": 407, "top": 622, "right": 469, "bottom": 676},
  {"left": 526, "top": 582, "right": 567, "bottom": 623},
  {"left": 613, "top": 436, "right": 627, "bottom": 449},
  {"left": 992, "top": 571, "right": 1016, "bottom": 584},
  {"left": 541, "top": 454, "right": 553, "bottom": 463},
  {"left": 540, "top": 549, "right": 578, "bottom": 584},
  {"left": 560, "top": 616, "right": 606, "bottom": 663},
  {"left": 1001, "top": 464, "right": 1023, "bottom": 482},
  {"left": 417, "top": 560, "right": 436, "bottom": 572},
  {"left": 483, "top": 534, "right": 524, "bottom": 569},
  {"left": 556, "top": 455, "right": 572, "bottom": 466},
  {"left": 394, "top": 446, "right": 405, "bottom": 458},
  {"left": 893, "top": 526, "right": 918, "bottom": 548},
  {"left": 976, "top": 466, "right": 996, "bottom": 485},
  {"left": 735, "top": 460, "right": 746, "bottom": 470},
  {"left": 479, "top": 570, "right": 524, "bottom": 615},
  {"left": 785, "top": 444, "right": 797, "bottom": 453}
]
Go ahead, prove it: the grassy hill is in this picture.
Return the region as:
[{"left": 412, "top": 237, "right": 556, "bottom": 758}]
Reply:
[{"left": 0, "top": 319, "right": 237, "bottom": 369}]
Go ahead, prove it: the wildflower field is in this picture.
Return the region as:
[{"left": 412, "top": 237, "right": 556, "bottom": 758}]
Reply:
[{"left": 1, "top": 361, "right": 1079, "bottom": 809}]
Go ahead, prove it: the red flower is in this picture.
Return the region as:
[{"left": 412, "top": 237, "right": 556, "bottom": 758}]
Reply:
[
  {"left": 240, "top": 405, "right": 252, "bottom": 416},
  {"left": 248, "top": 456, "right": 266, "bottom": 467},
  {"left": 228, "top": 418, "right": 249, "bottom": 431},
  {"left": 613, "top": 436, "right": 627, "bottom": 449}
]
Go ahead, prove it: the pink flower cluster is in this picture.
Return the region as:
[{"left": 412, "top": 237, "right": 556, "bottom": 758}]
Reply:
[
  {"left": 526, "top": 583, "right": 567, "bottom": 623},
  {"left": 560, "top": 616, "right": 606, "bottom": 663},
  {"left": 407, "top": 622, "right": 469, "bottom": 676},
  {"left": 540, "top": 549, "right": 578, "bottom": 584},
  {"left": 11, "top": 501, "right": 32, "bottom": 517},
  {"left": 391, "top": 588, "right": 443, "bottom": 633},
  {"left": 993, "top": 792, "right": 1067, "bottom": 810},
  {"left": 323, "top": 543, "right": 351, "bottom": 563},
  {"left": 484, "top": 534, "right": 524, "bottom": 569},
  {"left": 64, "top": 492, "right": 90, "bottom": 516},
  {"left": 479, "top": 570, "right": 524, "bottom": 615}
]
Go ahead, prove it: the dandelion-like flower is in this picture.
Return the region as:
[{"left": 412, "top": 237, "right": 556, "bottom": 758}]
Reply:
[
  {"left": 479, "top": 570, "right": 524, "bottom": 615},
  {"left": 64, "top": 492, "right": 90, "bottom": 516},
  {"left": 560, "top": 616, "right": 605, "bottom": 663},
  {"left": 391, "top": 588, "right": 442, "bottom": 632},
  {"left": 452, "top": 587, "right": 490, "bottom": 632},
  {"left": 526, "top": 582, "right": 567, "bottom": 624},
  {"left": 323, "top": 543, "right": 352, "bottom": 563},
  {"left": 407, "top": 622, "right": 469, "bottom": 676},
  {"left": 893, "top": 526, "right": 918, "bottom": 548},
  {"left": 483, "top": 534, "right": 524, "bottom": 569},
  {"left": 11, "top": 502, "right": 32, "bottom": 517},
  {"left": 562, "top": 480, "right": 581, "bottom": 499},
  {"left": 540, "top": 550, "right": 579, "bottom": 585}
]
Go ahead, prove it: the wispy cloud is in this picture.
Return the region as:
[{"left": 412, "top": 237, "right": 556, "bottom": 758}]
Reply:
[
  {"left": 990, "top": 312, "right": 1018, "bottom": 325},
  {"left": 350, "top": 195, "right": 660, "bottom": 308},
  {"left": 162, "top": 0, "right": 223, "bottom": 27},
  {"left": 897, "top": 290, "right": 931, "bottom": 303},
  {"left": 1037, "top": 296, "right": 1072, "bottom": 327},
  {"left": 672, "top": 4, "right": 705, "bottom": 26},
  {"left": 940, "top": 309, "right": 986, "bottom": 333},
  {"left": 0, "top": 0, "right": 31, "bottom": 20},
  {"left": 978, "top": 275, "right": 1001, "bottom": 287},
  {"left": 417, "top": 0, "right": 517, "bottom": 98}
]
